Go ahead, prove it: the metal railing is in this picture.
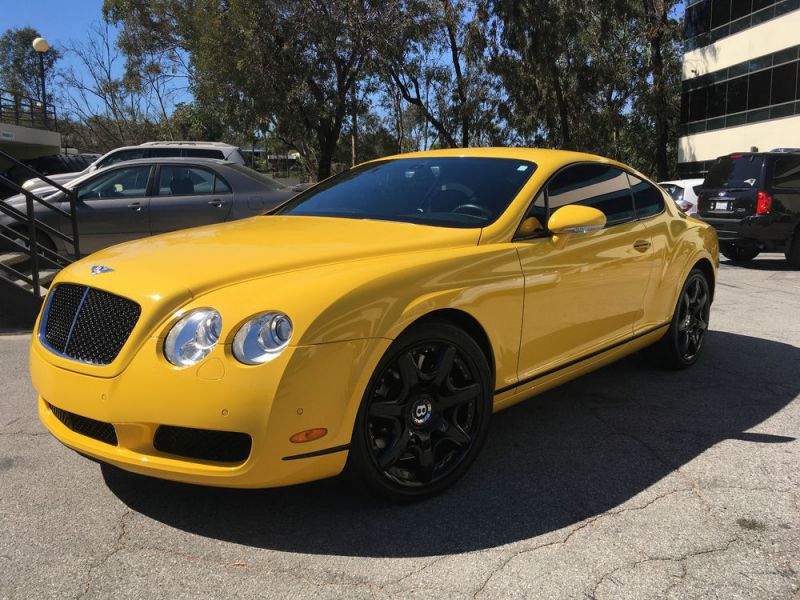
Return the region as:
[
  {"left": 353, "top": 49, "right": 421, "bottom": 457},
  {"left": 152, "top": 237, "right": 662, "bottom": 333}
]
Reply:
[
  {"left": 0, "top": 88, "right": 58, "bottom": 132},
  {"left": 0, "top": 148, "right": 79, "bottom": 298}
]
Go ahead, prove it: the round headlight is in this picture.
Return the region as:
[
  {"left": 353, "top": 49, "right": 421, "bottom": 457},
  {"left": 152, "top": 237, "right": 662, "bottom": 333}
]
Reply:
[
  {"left": 232, "top": 312, "right": 293, "bottom": 365},
  {"left": 164, "top": 309, "right": 222, "bottom": 367}
]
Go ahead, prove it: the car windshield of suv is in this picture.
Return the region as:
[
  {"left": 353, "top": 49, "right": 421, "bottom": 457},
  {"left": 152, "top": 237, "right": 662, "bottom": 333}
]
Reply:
[
  {"left": 272, "top": 157, "right": 537, "bottom": 228},
  {"left": 704, "top": 155, "right": 765, "bottom": 189}
]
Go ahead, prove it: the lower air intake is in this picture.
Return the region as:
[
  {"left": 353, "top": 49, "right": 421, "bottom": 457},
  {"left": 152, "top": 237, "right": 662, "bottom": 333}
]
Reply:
[
  {"left": 153, "top": 425, "right": 252, "bottom": 463},
  {"left": 49, "top": 404, "right": 118, "bottom": 446}
]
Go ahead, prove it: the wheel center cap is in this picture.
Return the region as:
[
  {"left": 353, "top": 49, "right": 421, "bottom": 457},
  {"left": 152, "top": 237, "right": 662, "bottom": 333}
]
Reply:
[{"left": 410, "top": 396, "right": 433, "bottom": 426}]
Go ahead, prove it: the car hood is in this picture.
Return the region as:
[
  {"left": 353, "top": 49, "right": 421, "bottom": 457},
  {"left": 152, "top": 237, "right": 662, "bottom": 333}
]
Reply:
[{"left": 55, "top": 216, "right": 482, "bottom": 301}]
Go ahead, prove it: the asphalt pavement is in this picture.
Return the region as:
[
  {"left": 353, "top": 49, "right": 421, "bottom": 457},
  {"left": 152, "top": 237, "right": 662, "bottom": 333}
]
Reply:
[{"left": 1, "top": 256, "right": 798, "bottom": 599}]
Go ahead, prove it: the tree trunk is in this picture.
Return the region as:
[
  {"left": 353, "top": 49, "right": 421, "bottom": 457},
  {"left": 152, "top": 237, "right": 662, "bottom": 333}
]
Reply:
[
  {"left": 551, "top": 62, "right": 572, "bottom": 149},
  {"left": 650, "top": 0, "right": 669, "bottom": 181}
]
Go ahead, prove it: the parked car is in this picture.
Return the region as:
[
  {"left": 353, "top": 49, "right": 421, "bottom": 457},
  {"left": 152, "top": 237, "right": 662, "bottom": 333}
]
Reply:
[
  {"left": 659, "top": 179, "right": 704, "bottom": 214},
  {"left": 1, "top": 158, "right": 294, "bottom": 255},
  {"left": 696, "top": 151, "right": 800, "bottom": 266},
  {"left": 20, "top": 141, "right": 246, "bottom": 193},
  {"left": 0, "top": 153, "right": 99, "bottom": 199},
  {"left": 30, "top": 148, "right": 718, "bottom": 499}
]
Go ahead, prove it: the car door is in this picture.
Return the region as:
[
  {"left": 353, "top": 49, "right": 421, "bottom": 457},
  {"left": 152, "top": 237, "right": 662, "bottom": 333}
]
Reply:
[
  {"left": 148, "top": 164, "right": 233, "bottom": 235},
  {"left": 513, "top": 164, "right": 655, "bottom": 381},
  {"left": 67, "top": 165, "right": 153, "bottom": 254}
]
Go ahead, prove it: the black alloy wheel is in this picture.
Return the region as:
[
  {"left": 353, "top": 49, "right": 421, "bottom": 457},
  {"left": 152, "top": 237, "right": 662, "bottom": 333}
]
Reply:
[
  {"left": 675, "top": 274, "right": 710, "bottom": 362},
  {"left": 348, "top": 321, "right": 492, "bottom": 499},
  {"left": 643, "top": 268, "right": 711, "bottom": 369}
]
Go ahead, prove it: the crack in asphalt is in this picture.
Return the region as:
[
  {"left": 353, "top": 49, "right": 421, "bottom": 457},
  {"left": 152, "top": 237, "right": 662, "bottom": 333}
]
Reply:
[
  {"left": 75, "top": 509, "right": 132, "bottom": 600},
  {"left": 470, "top": 488, "right": 691, "bottom": 598},
  {"left": 587, "top": 537, "right": 741, "bottom": 600}
]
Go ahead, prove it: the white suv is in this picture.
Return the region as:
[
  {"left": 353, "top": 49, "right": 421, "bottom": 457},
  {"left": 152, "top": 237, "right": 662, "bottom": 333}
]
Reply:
[{"left": 22, "top": 141, "right": 246, "bottom": 192}]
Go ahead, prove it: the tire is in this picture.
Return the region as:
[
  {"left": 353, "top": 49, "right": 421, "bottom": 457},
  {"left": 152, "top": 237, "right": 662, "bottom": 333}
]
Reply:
[
  {"left": 347, "top": 320, "right": 493, "bottom": 500},
  {"left": 720, "top": 244, "right": 759, "bottom": 262},
  {"left": 787, "top": 233, "right": 800, "bottom": 268},
  {"left": 642, "top": 269, "right": 711, "bottom": 370}
]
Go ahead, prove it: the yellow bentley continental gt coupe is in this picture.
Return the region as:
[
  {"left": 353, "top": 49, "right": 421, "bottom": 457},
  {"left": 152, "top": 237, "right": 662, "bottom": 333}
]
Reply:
[{"left": 31, "top": 148, "right": 718, "bottom": 499}]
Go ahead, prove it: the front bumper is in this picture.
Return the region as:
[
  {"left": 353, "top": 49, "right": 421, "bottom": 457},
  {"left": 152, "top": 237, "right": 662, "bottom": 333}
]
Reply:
[{"left": 32, "top": 334, "right": 391, "bottom": 488}]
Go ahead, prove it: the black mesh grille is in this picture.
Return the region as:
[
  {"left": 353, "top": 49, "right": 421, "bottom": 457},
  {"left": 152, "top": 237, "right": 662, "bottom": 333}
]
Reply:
[
  {"left": 41, "top": 284, "right": 141, "bottom": 365},
  {"left": 43, "top": 283, "right": 85, "bottom": 352},
  {"left": 49, "top": 404, "right": 118, "bottom": 446},
  {"left": 153, "top": 426, "right": 252, "bottom": 463}
]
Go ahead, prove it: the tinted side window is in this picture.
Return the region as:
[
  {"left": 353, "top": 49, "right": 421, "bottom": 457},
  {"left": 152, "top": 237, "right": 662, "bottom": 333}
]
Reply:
[
  {"left": 158, "top": 166, "right": 217, "bottom": 196},
  {"left": 147, "top": 148, "right": 183, "bottom": 158},
  {"left": 628, "top": 175, "right": 665, "bottom": 218},
  {"left": 771, "top": 156, "right": 800, "bottom": 189},
  {"left": 184, "top": 149, "right": 225, "bottom": 159},
  {"left": 214, "top": 176, "right": 231, "bottom": 193},
  {"left": 97, "top": 149, "right": 145, "bottom": 169},
  {"left": 77, "top": 166, "right": 151, "bottom": 201},
  {"left": 548, "top": 165, "right": 635, "bottom": 226}
]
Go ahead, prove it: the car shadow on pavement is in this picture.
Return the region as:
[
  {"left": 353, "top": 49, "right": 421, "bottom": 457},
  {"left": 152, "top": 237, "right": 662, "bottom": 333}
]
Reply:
[{"left": 102, "top": 330, "right": 799, "bottom": 557}]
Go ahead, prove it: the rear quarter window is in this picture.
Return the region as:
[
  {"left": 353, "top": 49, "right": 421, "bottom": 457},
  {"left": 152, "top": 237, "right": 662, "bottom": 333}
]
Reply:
[
  {"left": 183, "top": 149, "right": 225, "bottom": 159},
  {"left": 770, "top": 156, "right": 800, "bottom": 189},
  {"left": 628, "top": 175, "right": 664, "bottom": 218}
]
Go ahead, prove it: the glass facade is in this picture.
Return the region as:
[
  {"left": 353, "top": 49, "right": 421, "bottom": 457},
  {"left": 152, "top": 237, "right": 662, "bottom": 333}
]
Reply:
[
  {"left": 685, "top": 0, "right": 800, "bottom": 50},
  {"left": 679, "top": 45, "right": 800, "bottom": 136}
]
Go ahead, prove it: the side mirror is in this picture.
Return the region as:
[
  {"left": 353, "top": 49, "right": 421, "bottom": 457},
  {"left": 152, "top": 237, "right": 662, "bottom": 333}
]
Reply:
[{"left": 547, "top": 205, "right": 606, "bottom": 235}]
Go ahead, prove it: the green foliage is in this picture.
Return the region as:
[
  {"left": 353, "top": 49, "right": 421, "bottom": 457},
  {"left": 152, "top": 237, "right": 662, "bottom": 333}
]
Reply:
[
  {"left": 100, "top": 0, "right": 683, "bottom": 181},
  {"left": 0, "top": 27, "right": 61, "bottom": 101}
]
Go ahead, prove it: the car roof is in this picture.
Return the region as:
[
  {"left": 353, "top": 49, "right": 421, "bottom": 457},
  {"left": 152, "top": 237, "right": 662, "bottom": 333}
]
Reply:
[{"left": 95, "top": 157, "right": 232, "bottom": 168}]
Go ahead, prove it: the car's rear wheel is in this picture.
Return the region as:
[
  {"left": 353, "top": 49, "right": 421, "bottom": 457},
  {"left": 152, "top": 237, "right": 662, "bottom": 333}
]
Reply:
[
  {"left": 348, "top": 320, "right": 492, "bottom": 500},
  {"left": 720, "top": 243, "right": 759, "bottom": 262},
  {"left": 643, "top": 269, "right": 711, "bottom": 369}
]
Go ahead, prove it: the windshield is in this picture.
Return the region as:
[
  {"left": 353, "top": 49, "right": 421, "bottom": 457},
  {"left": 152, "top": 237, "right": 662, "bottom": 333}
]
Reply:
[
  {"left": 704, "top": 155, "right": 764, "bottom": 189},
  {"left": 272, "top": 157, "right": 537, "bottom": 228}
]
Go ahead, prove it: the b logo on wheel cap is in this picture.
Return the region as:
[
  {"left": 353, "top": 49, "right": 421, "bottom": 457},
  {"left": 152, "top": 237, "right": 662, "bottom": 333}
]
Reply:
[{"left": 411, "top": 398, "right": 433, "bottom": 426}]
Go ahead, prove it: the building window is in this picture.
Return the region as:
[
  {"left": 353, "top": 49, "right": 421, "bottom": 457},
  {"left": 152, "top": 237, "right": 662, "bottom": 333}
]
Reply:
[
  {"left": 680, "top": 46, "right": 800, "bottom": 135},
  {"left": 685, "top": 0, "right": 799, "bottom": 51}
]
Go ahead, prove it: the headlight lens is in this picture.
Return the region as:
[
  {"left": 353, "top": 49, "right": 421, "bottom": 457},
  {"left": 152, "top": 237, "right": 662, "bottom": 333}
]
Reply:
[
  {"left": 232, "top": 312, "right": 293, "bottom": 365},
  {"left": 164, "top": 309, "right": 222, "bottom": 367}
]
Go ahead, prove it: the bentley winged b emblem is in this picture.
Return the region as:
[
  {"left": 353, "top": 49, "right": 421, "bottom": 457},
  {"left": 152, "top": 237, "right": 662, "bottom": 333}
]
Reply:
[{"left": 90, "top": 265, "right": 114, "bottom": 275}]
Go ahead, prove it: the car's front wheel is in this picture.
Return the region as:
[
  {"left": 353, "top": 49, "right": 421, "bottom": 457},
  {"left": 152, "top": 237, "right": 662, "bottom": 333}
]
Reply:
[
  {"left": 643, "top": 268, "right": 711, "bottom": 369},
  {"left": 348, "top": 320, "right": 492, "bottom": 500}
]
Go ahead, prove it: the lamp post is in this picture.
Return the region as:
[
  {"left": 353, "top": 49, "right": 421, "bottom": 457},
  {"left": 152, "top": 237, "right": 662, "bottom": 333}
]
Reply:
[{"left": 32, "top": 37, "right": 49, "bottom": 127}]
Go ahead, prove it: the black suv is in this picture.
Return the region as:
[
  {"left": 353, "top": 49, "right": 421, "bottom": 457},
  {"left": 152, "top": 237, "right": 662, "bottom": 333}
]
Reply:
[{"left": 697, "top": 151, "right": 800, "bottom": 267}]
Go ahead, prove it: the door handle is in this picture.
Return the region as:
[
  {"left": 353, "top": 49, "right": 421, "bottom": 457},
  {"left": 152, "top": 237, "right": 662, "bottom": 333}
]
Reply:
[
  {"left": 127, "top": 202, "right": 143, "bottom": 212},
  {"left": 208, "top": 199, "right": 226, "bottom": 208},
  {"left": 633, "top": 240, "right": 651, "bottom": 252}
]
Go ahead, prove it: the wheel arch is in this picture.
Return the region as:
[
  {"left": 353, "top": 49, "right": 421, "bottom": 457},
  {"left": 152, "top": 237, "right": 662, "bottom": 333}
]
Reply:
[
  {"left": 692, "top": 257, "right": 716, "bottom": 302},
  {"left": 399, "top": 308, "right": 496, "bottom": 384}
]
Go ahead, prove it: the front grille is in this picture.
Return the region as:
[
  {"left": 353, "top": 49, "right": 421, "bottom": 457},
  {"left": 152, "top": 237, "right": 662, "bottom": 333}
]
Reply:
[
  {"left": 153, "top": 426, "right": 252, "bottom": 463},
  {"left": 41, "top": 284, "right": 141, "bottom": 365},
  {"left": 49, "top": 404, "right": 118, "bottom": 446}
]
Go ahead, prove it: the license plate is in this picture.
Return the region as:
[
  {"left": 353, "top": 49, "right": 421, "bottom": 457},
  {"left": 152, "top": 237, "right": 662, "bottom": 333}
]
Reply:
[{"left": 711, "top": 201, "right": 731, "bottom": 211}]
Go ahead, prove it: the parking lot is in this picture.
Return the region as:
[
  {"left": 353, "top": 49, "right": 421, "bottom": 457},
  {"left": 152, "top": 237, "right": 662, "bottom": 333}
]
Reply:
[{"left": 1, "top": 256, "right": 798, "bottom": 599}]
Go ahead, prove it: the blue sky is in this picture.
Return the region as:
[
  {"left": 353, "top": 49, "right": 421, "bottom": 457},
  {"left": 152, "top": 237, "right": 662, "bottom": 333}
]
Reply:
[{"left": 3, "top": 0, "right": 111, "bottom": 71}]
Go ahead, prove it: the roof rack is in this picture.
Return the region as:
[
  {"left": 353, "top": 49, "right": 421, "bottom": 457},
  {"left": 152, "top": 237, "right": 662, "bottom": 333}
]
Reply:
[{"left": 137, "top": 141, "right": 236, "bottom": 148}]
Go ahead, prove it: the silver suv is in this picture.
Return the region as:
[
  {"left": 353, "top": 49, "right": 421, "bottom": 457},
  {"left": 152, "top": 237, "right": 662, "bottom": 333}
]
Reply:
[{"left": 22, "top": 141, "right": 245, "bottom": 193}]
